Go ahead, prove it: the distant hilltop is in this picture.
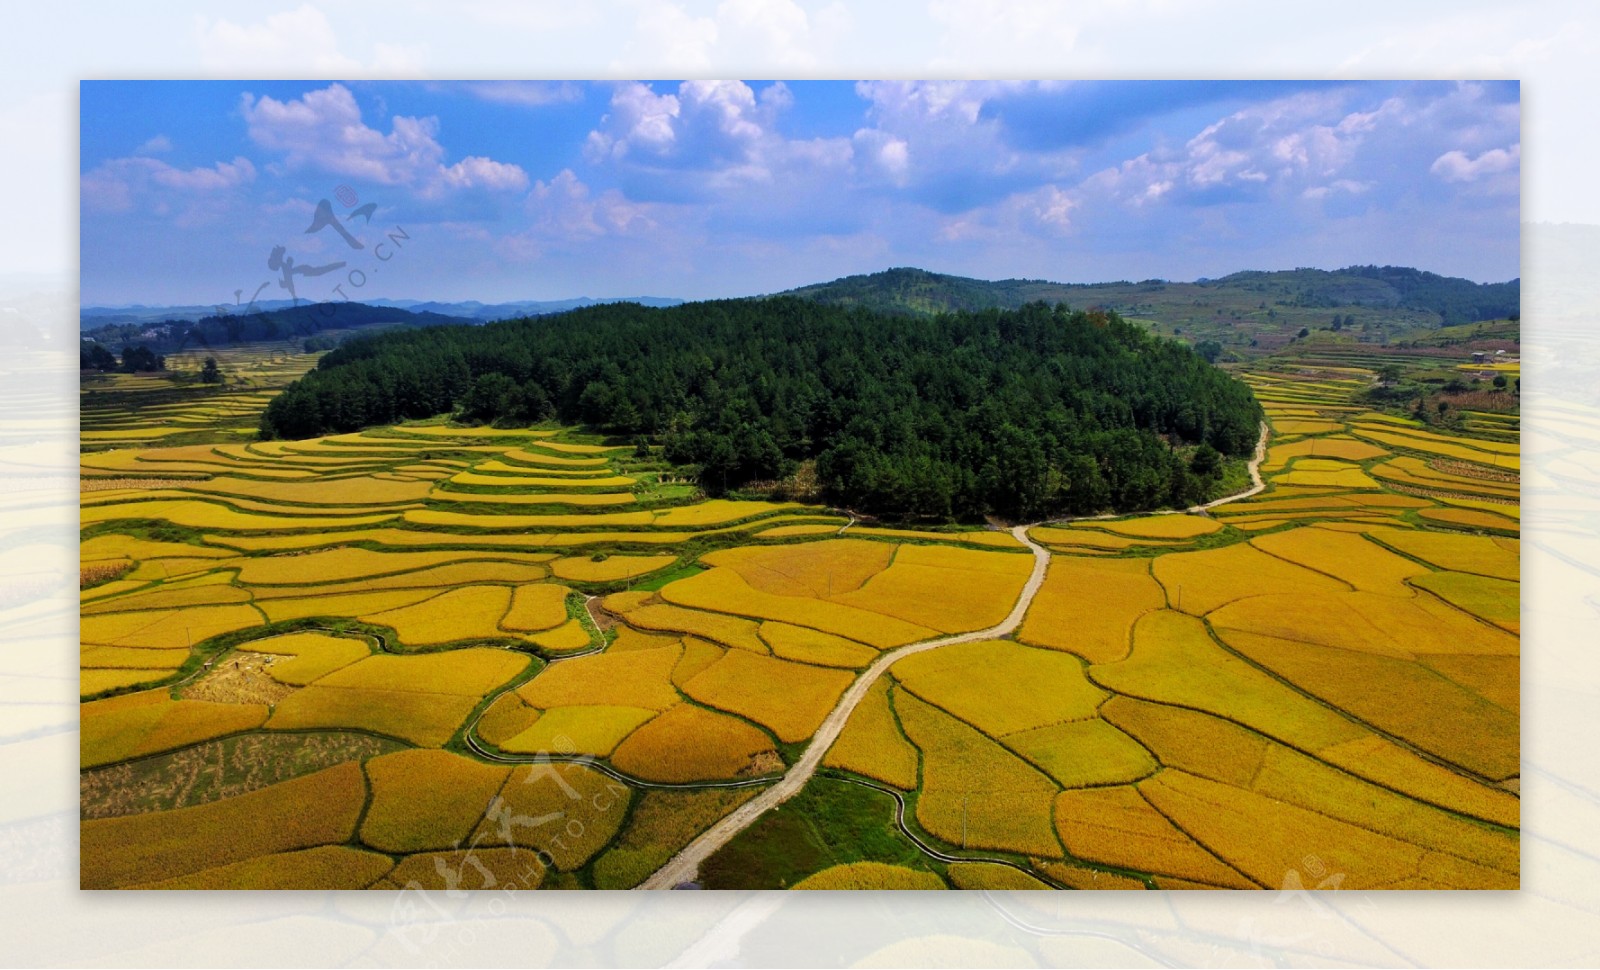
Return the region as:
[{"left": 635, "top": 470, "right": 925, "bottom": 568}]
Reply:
[
  {"left": 779, "top": 265, "right": 1520, "bottom": 330},
  {"left": 79, "top": 295, "right": 684, "bottom": 332}
]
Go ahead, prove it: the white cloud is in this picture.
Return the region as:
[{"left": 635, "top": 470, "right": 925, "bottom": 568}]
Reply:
[
  {"left": 240, "top": 83, "right": 527, "bottom": 196},
  {"left": 81, "top": 155, "right": 256, "bottom": 225},
  {"left": 134, "top": 135, "right": 171, "bottom": 156},
  {"left": 464, "top": 81, "right": 583, "bottom": 107},
  {"left": 1431, "top": 143, "right": 1521, "bottom": 183}
]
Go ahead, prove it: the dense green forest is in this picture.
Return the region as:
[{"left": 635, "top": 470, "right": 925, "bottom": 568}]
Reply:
[{"left": 260, "top": 298, "right": 1262, "bottom": 520}]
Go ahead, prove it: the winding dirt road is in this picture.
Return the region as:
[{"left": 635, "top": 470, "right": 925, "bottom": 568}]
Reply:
[
  {"left": 638, "top": 419, "right": 1270, "bottom": 889},
  {"left": 639, "top": 523, "right": 1053, "bottom": 889}
]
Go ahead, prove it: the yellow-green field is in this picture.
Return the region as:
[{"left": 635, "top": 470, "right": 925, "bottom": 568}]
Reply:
[{"left": 80, "top": 358, "right": 1518, "bottom": 890}]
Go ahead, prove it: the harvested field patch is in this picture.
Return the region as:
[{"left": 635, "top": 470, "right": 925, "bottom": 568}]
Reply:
[
  {"left": 82, "top": 694, "right": 270, "bottom": 767},
  {"left": 79, "top": 731, "right": 401, "bottom": 820},
  {"left": 178, "top": 651, "right": 296, "bottom": 706}
]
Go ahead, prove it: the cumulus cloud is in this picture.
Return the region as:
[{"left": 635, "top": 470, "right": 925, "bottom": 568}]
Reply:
[
  {"left": 1431, "top": 143, "right": 1521, "bottom": 182},
  {"left": 585, "top": 79, "right": 848, "bottom": 194},
  {"left": 464, "top": 81, "right": 583, "bottom": 107},
  {"left": 240, "top": 83, "right": 527, "bottom": 197},
  {"left": 81, "top": 155, "right": 256, "bottom": 225}
]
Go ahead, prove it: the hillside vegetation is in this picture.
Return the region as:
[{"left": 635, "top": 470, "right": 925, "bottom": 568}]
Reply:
[
  {"left": 260, "top": 298, "right": 1261, "bottom": 520},
  {"left": 783, "top": 266, "right": 1519, "bottom": 351}
]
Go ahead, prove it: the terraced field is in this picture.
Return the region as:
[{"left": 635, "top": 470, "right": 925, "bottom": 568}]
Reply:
[{"left": 79, "top": 359, "right": 1518, "bottom": 890}]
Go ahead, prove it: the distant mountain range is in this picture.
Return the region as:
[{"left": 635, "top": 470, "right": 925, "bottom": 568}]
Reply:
[
  {"left": 778, "top": 266, "right": 1520, "bottom": 329},
  {"left": 80, "top": 264, "right": 1519, "bottom": 356},
  {"left": 79, "top": 295, "right": 684, "bottom": 331}
]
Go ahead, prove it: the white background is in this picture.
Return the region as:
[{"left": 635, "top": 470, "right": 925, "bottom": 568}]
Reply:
[{"left": 3, "top": 2, "right": 1598, "bottom": 966}]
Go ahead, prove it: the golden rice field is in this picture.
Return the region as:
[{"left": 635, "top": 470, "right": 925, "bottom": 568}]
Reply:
[{"left": 81, "top": 360, "right": 1518, "bottom": 890}]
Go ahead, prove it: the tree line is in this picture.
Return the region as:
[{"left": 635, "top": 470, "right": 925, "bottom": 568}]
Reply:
[{"left": 260, "top": 297, "right": 1262, "bottom": 520}]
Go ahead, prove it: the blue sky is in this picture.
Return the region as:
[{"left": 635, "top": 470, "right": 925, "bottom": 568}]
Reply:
[{"left": 80, "top": 79, "right": 1520, "bottom": 306}]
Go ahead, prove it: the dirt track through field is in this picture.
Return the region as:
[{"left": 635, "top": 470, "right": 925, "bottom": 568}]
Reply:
[
  {"left": 639, "top": 419, "right": 1270, "bottom": 889},
  {"left": 638, "top": 523, "right": 1052, "bottom": 889}
]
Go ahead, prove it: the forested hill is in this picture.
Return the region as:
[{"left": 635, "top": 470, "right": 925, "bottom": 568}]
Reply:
[
  {"left": 261, "top": 298, "right": 1261, "bottom": 520},
  {"left": 783, "top": 266, "right": 1519, "bottom": 329},
  {"left": 80, "top": 302, "right": 473, "bottom": 354}
]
